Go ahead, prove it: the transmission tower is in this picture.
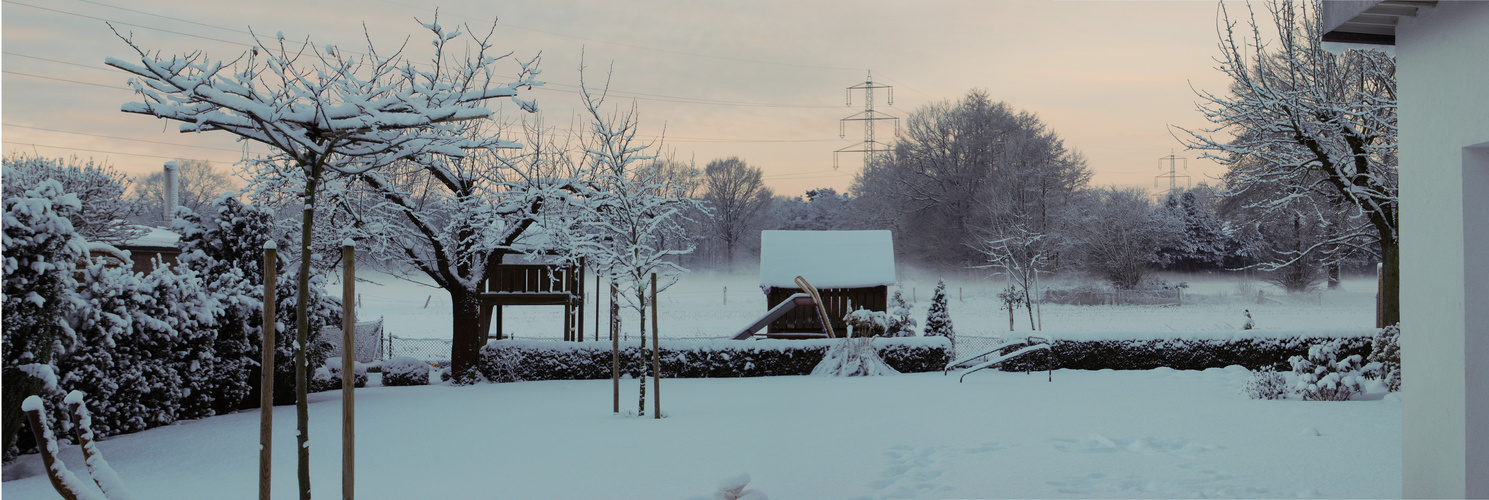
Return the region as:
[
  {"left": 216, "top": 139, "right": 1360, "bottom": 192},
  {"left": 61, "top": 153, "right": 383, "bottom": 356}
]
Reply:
[
  {"left": 1155, "top": 150, "right": 1191, "bottom": 193},
  {"left": 834, "top": 70, "right": 899, "bottom": 170}
]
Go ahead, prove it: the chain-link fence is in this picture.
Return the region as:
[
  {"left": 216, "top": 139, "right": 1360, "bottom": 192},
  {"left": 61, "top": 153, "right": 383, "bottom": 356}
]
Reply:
[{"left": 321, "top": 317, "right": 387, "bottom": 363}]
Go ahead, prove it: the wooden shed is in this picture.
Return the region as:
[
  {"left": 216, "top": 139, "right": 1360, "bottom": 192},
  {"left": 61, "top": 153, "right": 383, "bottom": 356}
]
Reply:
[
  {"left": 758, "top": 230, "right": 895, "bottom": 336},
  {"left": 86, "top": 226, "right": 182, "bottom": 274}
]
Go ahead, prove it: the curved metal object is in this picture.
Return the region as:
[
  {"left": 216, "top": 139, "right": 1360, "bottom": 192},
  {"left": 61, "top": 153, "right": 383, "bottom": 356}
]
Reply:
[{"left": 795, "top": 275, "right": 837, "bottom": 339}]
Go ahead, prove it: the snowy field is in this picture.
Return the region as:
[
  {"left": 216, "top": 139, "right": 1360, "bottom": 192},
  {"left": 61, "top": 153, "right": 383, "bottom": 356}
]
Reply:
[
  {"left": 348, "top": 267, "right": 1379, "bottom": 342},
  {"left": 2, "top": 269, "right": 1397, "bottom": 499},
  {"left": 3, "top": 369, "right": 1399, "bottom": 499}
]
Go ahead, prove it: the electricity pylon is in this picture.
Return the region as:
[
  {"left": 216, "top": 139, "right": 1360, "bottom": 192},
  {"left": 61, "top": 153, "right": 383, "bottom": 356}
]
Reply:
[
  {"left": 1156, "top": 150, "right": 1190, "bottom": 193},
  {"left": 834, "top": 71, "right": 899, "bottom": 170}
]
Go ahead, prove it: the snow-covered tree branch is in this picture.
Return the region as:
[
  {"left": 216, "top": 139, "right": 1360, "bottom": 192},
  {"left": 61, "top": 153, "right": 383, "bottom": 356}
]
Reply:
[
  {"left": 107, "top": 14, "right": 539, "bottom": 497},
  {"left": 1177, "top": 0, "right": 1397, "bottom": 322}
]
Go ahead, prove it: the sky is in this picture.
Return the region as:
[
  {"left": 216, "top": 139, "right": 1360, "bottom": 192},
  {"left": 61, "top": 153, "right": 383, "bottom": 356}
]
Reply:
[{"left": 2, "top": 0, "right": 1247, "bottom": 198}]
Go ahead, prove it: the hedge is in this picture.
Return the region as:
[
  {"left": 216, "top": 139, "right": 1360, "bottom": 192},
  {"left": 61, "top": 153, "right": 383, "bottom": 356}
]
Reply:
[
  {"left": 479, "top": 337, "right": 951, "bottom": 382},
  {"left": 991, "top": 329, "right": 1376, "bottom": 372}
]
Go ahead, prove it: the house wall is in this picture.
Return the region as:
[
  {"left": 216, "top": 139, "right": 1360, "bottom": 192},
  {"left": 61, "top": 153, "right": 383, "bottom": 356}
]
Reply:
[{"left": 1395, "top": 2, "right": 1489, "bottom": 497}]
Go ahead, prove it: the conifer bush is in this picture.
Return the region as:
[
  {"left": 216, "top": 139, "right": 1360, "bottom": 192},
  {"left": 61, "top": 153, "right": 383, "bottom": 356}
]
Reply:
[
  {"left": 1289, "top": 339, "right": 1368, "bottom": 401},
  {"left": 1368, "top": 325, "right": 1400, "bottom": 392}
]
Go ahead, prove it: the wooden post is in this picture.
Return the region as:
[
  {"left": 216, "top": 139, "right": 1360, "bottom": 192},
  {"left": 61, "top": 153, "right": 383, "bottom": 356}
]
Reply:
[
  {"left": 260, "top": 241, "right": 276, "bottom": 500},
  {"left": 723, "top": 285, "right": 727, "bottom": 306},
  {"left": 652, "top": 274, "right": 660, "bottom": 419},
  {"left": 341, "top": 240, "right": 355, "bottom": 500}
]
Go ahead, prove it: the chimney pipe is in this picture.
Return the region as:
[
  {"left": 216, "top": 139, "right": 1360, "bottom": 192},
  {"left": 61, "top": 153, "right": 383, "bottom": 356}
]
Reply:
[{"left": 163, "top": 161, "right": 179, "bottom": 227}]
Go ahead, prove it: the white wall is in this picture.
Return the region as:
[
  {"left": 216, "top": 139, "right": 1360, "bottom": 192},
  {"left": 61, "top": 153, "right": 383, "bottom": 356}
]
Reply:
[{"left": 1396, "top": 2, "right": 1489, "bottom": 498}]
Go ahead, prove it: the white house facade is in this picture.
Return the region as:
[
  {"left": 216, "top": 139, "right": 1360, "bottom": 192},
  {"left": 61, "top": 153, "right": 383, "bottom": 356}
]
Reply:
[{"left": 1326, "top": 2, "right": 1489, "bottom": 497}]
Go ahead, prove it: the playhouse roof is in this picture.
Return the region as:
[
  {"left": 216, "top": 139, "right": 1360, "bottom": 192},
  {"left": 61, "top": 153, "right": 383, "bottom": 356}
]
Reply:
[{"left": 759, "top": 230, "right": 895, "bottom": 289}]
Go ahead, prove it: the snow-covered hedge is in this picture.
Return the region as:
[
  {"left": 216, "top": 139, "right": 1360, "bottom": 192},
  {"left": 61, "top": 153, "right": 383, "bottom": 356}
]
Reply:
[
  {"left": 478, "top": 337, "right": 950, "bottom": 382},
  {"left": 312, "top": 357, "right": 369, "bottom": 392},
  {"left": 382, "top": 357, "right": 432, "bottom": 387},
  {"left": 993, "top": 329, "right": 1376, "bottom": 372}
]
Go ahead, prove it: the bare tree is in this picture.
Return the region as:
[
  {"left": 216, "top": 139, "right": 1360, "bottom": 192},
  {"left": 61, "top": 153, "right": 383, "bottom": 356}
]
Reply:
[
  {"left": 551, "top": 70, "right": 705, "bottom": 416},
  {"left": 1178, "top": 0, "right": 1397, "bottom": 323},
  {"left": 107, "top": 16, "right": 537, "bottom": 498},
  {"left": 131, "top": 159, "right": 237, "bottom": 224},
  {"left": 328, "top": 118, "right": 575, "bottom": 384},
  {"left": 1069, "top": 187, "right": 1183, "bottom": 290},
  {"left": 702, "top": 157, "right": 772, "bottom": 271},
  {"left": 853, "top": 90, "right": 1090, "bottom": 268}
]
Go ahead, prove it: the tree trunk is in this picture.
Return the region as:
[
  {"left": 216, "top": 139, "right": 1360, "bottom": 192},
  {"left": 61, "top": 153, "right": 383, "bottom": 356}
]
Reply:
[
  {"left": 1327, "top": 261, "right": 1340, "bottom": 290},
  {"left": 294, "top": 176, "right": 318, "bottom": 500},
  {"left": 637, "top": 288, "right": 647, "bottom": 417},
  {"left": 1380, "top": 237, "right": 1400, "bottom": 327},
  {"left": 1, "top": 368, "right": 43, "bottom": 460},
  {"left": 449, "top": 288, "right": 483, "bottom": 384}
]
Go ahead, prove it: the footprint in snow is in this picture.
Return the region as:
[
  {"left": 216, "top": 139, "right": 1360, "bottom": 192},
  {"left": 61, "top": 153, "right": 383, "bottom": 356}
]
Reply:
[{"left": 858, "top": 443, "right": 1002, "bottom": 499}]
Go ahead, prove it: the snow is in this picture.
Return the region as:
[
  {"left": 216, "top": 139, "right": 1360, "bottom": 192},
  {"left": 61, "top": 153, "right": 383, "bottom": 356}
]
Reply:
[
  {"left": 118, "top": 225, "right": 180, "bottom": 248},
  {"left": 1, "top": 368, "right": 1399, "bottom": 498},
  {"left": 0, "top": 267, "right": 1397, "bottom": 498},
  {"left": 759, "top": 230, "right": 895, "bottom": 288}
]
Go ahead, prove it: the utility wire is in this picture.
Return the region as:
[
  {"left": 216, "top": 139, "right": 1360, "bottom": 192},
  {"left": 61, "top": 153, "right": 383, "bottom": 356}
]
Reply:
[{"left": 3, "top": 123, "right": 252, "bottom": 153}]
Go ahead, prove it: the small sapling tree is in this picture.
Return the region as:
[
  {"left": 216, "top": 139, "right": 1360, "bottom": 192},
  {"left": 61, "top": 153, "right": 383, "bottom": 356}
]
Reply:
[{"left": 107, "top": 16, "right": 536, "bottom": 497}]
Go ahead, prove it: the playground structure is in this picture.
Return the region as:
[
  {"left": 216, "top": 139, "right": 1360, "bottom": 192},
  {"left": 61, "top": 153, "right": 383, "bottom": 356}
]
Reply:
[
  {"left": 945, "top": 335, "right": 1053, "bottom": 382},
  {"left": 478, "top": 252, "right": 585, "bottom": 341},
  {"left": 740, "top": 230, "right": 896, "bottom": 339},
  {"left": 732, "top": 276, "right": 840, "bottom": 339}
]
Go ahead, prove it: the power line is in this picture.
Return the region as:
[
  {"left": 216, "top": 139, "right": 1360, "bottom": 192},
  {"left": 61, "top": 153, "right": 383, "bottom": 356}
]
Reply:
[
  {"left": 3, "top": 123, "right": 252, "bottom": 153},
  {"left": 2, "top": 140, "right": 243, "bottom": 162},
  {"left": 368, "top": 0, "right": 867, "bottom": 72},
  {"left": 4, "top": 0, "right": 250, "bottom": 48},
  {"left": 1, "top": 70, "right": 129, "bottom": 90}
]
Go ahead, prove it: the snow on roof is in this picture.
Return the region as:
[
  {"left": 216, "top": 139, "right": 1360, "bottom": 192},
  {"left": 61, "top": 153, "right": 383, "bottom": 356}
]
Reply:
[
  {"left": 121, "top": 225, "right": 180, "bottom": 249},
  {"left": 759, "top": 230, "right": 895, "bottom": 289}
]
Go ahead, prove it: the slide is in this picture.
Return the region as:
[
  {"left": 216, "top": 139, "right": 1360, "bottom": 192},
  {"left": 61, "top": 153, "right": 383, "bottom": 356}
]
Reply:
[
  {"left": 957, "top": 343, "right": 1050, "bottom": 383},
  {"left": 944, "top": 335, "right": 1051, "bottom": 373},
  {"left": 730, "top": 293, "right": 816, "bottom": 340}
]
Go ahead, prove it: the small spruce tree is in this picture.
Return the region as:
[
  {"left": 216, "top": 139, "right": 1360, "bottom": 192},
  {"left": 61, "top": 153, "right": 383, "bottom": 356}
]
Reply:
[
  {"left": 884, "top": 289, "right": 917, "bottom": 337},
  {"left": 924, "top": 280, "right": 955, "bottom": 353}
]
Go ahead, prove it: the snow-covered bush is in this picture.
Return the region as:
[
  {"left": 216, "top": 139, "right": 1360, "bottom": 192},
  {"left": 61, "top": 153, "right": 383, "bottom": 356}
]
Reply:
[
  {"left": 994, "top": 334, "right": 1372, "bottom": 373},
  {"left": 1367, "top": 325, "right": 1400, "bottom": 392},
  {"left": 173, "top": 196, "right": 276, "bottom": 412},
  {"left": 694, "top": 473, "right": 768, "bottom": 500},
  {"left": 312, "top": 357, "right": 368, "bottom": 392},
  {"left": 3, "top": 178, "right": 88, "bottom": 458},
  {"left": 883, "top": 290, "right": 917, "bottom": 337},
  {"left": 382, "top": 357, "right": 432, "bottom": 387},
  {"left": 1244, "top": 366, "right": 1289, "bottom": 400},
  {"left": 923, "top": 280, "right": 954, "bottom": 342},
  {"left": 51, "top": 262, "right": 225, "bottom": 435},
  {"left": 479, "top": 338, "right": 949, "bottom": 381},
  {"left": 812, "top": 311, "right": 899, "bottom": 377},
  {"left": 483, "top": 348, "right": 526, "bottom": 383},
  {"left": 1289, "top": 339, "right": 1368, "bottom": 401},
  {"left": 1, "top": 154, "right": 145, "bottom": 243},
  {"left": 843, "top": 308, "right": 889, "bottom": 338}
]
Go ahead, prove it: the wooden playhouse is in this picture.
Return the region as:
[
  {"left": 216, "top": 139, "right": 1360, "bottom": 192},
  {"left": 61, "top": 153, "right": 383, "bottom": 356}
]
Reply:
[{"left": 757, "top": 230, "right": 895, "bottom": 337}]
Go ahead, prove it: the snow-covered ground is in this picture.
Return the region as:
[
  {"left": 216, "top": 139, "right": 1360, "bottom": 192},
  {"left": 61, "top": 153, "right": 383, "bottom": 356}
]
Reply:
[
  {"left": 346, "top": 267, "right": 1378, "bottom": 341},
  {"left": 3, "top": 369, "right": 1399, "bottom": 499},
  {"left": 3, "top": 269, "right": 1396, "bottom": 498}
]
